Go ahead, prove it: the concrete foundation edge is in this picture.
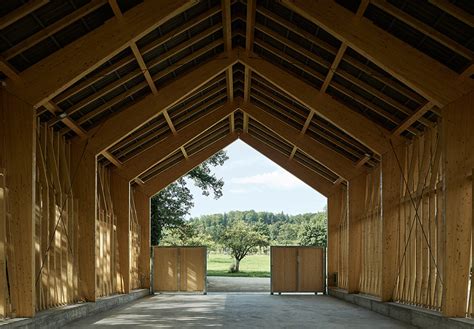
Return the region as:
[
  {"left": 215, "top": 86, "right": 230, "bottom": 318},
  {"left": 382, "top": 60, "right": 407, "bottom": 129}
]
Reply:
[
  {"left": 0, "top": 289, "right": 150, "bottom": 329},
  {"left": 328, "top": 288, "right": 474, "bottom": 329}
]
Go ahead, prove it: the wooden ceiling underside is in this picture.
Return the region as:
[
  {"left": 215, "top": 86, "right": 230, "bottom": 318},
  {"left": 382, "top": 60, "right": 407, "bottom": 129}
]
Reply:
[{"left": 1, "top": 0, "right": 473, "bottom": 194}]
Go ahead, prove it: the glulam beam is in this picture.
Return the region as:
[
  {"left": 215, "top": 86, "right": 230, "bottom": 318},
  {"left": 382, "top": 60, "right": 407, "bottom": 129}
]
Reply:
[
  {"left": 239, "top": 52, "right": 397, "bottom": 155},
  {"left": 5, "top": 0, "right": 195, "bottom": 107},
  {"left": 87, "top": 51, "right": 238, "bottom": 155},
  {"left": 241, "top": 101, "right": 360, "bottom": 180},
  {"left": 142, "top": 134, "right": 237, "bottom": 196},
  {"left": 280, "top": 0, "right": 473, "bottom": 107},
  {"left": 117, "top": 101, "right": 237, "bottom": 181}
]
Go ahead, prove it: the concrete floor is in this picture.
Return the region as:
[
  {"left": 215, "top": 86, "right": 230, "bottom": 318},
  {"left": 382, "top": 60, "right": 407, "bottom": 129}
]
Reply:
[
  {"left": 68, "top": 293, "right": 414, "bottom": 328},
  {"left": 207, "top": 276, "right": 270, "bottom": 292}
]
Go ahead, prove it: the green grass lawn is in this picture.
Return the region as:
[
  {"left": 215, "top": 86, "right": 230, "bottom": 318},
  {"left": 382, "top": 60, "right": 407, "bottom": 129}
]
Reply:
[{"left": 207, "top": 253, "right": 270, "bottom": 277}]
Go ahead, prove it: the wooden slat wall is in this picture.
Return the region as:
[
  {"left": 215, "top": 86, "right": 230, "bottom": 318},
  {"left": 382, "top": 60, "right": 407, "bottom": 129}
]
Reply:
[
  {"left": 0, "top": 169, "right": 12, "bottom": 317},
  {"left": 359, "top": 166, "right": 382, "bottom": 297},
  {"left": 129, "top": 194, "right": 141, "bottom": 290},
  {"left": 96, "top": 166, "right": 118, "bottom": 297},
  {"left": 469, "top": 168, "right": 474, "bottom": 317},
  {"left": 393, "top": 127, "right": 444, "bottom": 310},
  {"left": 34, "top": 124, "right": 79, "bottom": 311},
  {"left": 337, "top": 188, "right": 349, "bottom": 290}
]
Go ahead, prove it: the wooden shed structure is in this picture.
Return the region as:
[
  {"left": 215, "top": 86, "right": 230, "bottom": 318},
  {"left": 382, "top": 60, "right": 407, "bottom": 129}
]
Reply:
[{"left": 0, "top": 0, "right": 473, "bottom": 323}]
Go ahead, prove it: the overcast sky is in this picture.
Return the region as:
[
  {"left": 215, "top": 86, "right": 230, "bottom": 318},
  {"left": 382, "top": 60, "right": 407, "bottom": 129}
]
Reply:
[{"left": 185, "top": 139, "right": 327, "bottom": 219}]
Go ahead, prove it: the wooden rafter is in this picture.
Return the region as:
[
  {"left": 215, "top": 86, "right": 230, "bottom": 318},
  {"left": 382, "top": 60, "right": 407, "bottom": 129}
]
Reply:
[
  {"left": 428, "top": 0, "right": 474, "bottom": 27},
  {"left": 241, "top": 101, "right": 360, "bottom": 180},
  {"left": 43, "top": 102, "right": 87, "bottom": 139},
  {"left": 0, "top": 58, "right": 20, "bottom": 82},
  {"left": 280, "top": 0, "right": 474, "bottom": 107},
  {"left": 102, "top": 150, "right": 123, "bottom": 168},
  {"left": 370, "top": 0, "right": 473, "bottom": 61},
  {"left": 86, "top": 50, "right": 238, "bottom": 155},
  {"left": 142, "top": 133, "right": 237, "bottom": 196},
  {"left": 355, "top": 154, "right": 371, "bottom": 168},
  {"left": 3, "top": 0, "right": 107, "bottom": 61},
  {"left": 5, "top": 0, "right": 195, "bottom": 107},
  {"left": 0, "top": 0, "right": 49, "bottom": 29},
  {"left": 222, "top": 0, "right": 234, "bottom": 102},
  {"left": 240, "top": 52, "right": 397, "bottom": 155},
  {"left": 117, "top": 101, "right": 237, "bottom": 181},
  {"left": 392, "top": 101, "right": 435, "bottom": 136}
]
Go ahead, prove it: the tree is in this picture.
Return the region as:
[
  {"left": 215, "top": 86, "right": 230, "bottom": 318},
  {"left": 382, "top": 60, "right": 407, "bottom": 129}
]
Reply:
[
  {"left": 298, "top": 212, "right": 327, "bottom": 246},
  {"left": 150, "top": 150, "right": 228, "bottom": 245},
  {"left": 220, "top": 220, "right": 268, "bottom": 272},
  {"left": 160, "top": 222, "right": 215, "bottom": 249}
]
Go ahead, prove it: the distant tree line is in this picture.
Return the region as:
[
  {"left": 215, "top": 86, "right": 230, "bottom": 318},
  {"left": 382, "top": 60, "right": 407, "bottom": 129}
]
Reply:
[{"left": 160, "top": 209, "right": 328, "bottom": 250}]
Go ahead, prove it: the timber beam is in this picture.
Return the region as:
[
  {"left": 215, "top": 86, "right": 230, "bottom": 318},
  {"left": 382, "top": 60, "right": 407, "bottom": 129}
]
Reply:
[
  {"left": 240, "top": 133, "right": 335, "bottom": 197},
  {"left": 4, "top": 0, "right": 195, "bottom": 107},
  {"left": 117, "top": 101, "right": 238, "bottom": 181},
  {"left": 240, "top": 101, "right": 361, "bottom": 180},
  {"left": 280, "top": 0, "right": 474, "bottom": 107},
  {"left": 238, "top": 52, "right": 398, "bottom": 155},
  {"left": 87, "top": 50, "right": 239, "bottom": 155},
  {"left": 142, "top": 133, "right": 238, "bottom": 196}
]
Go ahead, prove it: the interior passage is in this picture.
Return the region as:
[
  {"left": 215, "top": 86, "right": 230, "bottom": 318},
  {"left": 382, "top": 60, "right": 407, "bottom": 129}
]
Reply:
[{"left": 68, "top": 294, "right": 413, "bottom": 329}]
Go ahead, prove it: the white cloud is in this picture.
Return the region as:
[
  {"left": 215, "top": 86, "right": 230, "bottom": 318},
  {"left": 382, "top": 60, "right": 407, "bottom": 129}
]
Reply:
[{"left": 230, "top": 169, "right": 304, "bottom": 190}]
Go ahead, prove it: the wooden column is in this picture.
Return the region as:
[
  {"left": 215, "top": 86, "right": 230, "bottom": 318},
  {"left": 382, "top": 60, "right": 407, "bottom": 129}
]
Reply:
[
  {"left": 348, "top": 173, "right": 366, "bottom": 293},
  {"left": 327, "top": 185, "right": 345, "bottom": 287},
  {"left": 0, "top": 89, "right": 36, "bottom": 317},
  {"left": 111, "top": 172, "right": 130, "bottom": 294},
  {"left": 133, "top": 187, "right": 151, "bottom": 289},
  {"left": 442, "top": 91, "right": 474, "bottom": 317},
  {"left": 71, "top": 141, "right": 97, "bottom": 302},
  {"left": 380, "top": 144, "right": 404, "bottom": 301}
]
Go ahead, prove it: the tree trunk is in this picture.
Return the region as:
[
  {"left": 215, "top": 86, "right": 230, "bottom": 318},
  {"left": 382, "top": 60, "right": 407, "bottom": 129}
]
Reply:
[{"left": 235, "top": 258, "right": 240, "bottom": 272}]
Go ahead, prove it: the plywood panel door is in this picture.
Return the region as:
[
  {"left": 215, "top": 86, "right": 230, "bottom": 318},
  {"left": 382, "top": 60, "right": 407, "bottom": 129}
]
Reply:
[
  {"left": 180, "top": 247, "right": 206, "bottom": 292},
  {"left": 153, "top": 247, "right": 178, "bottom": 292},
  {"left": 271, "top": 247, "right": 297, "bottom": 292},
  {"left": 298, "top": 247, "right": 324, "bottom": 292}
]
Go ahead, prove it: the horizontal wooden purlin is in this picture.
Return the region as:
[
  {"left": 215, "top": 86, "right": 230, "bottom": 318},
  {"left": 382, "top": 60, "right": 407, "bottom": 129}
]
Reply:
[
  {"left": 240, "top": 133, "right": 334, "bottom": 197},
  {"left": 117, "top": 100, "right": 237, "bottom": 181},
  {"left": 252, "top": 79, "right": 374, "bottom": 156},
  {"left": 241, "top": 101, "right": 360, "bottom": 180},
  {"left": 0, "top": 0, "right": 49, "bottom": 29},
  {"left": 5, "top": 0, "right": 195, "bottom": 107},
  {"left": 113, "top": 83, "right": 227, "bottom": 156},
  {"left": 87, "top": 50, "right": 239, "bottom": 155},
  {"left": 428, "top": 0, "right": 474, "bottom": 27},
  {"left": 281, "top": 0, "right": 474, "bottom": 107},
  {"left": 370, "top": 0, "right": 473, "bottom": 61},
  {"left": 256, "top": 5, "right": 427, "bottom": 107},
  {"left": 392, "top": 101, "right": 435, "bottom": 136},
  {"left": 254, "top": 34, "right": 423, "bottom": 135},
  {"left": 0, "top": 58, "right": 20, "bottom": 81},
  {"left": 142, "top": 133, "right": 237, "bottom": 196},
  {"left": 239, "top": 52, "right": 396, "bottom": 155},
  {"left": 54, "top": 6, "right": 221, "bottom": 106},
  {"left": 3, "top": 0, "right": 108, "bottom": 60}
]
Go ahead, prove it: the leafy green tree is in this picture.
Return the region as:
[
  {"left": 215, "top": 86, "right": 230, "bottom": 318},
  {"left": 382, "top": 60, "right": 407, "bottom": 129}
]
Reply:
[
  {"left": 220, "top": 220, "right": 269, "bottom": 272},
  {"left": 150, "top": 150, "right": 228, "bottom": 245},
  {"left": 160, "top": 223, "right": 215, "bottom": 248},
  {"left": 298, "top": 212, "right": 327, "bottom": 246}
]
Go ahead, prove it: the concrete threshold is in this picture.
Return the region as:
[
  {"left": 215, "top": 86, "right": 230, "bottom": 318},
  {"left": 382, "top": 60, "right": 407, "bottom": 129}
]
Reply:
[
  {"left": 0, "top": 289, "right": 150, "bottom": 329},
  {"left": 329, "top": 288, "right": 474, "bottom": 329}
]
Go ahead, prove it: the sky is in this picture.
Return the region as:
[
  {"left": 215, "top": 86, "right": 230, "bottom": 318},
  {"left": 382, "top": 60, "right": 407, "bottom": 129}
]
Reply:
[{"left": 184, "top": 139, "right": 327, "bottom": 219}]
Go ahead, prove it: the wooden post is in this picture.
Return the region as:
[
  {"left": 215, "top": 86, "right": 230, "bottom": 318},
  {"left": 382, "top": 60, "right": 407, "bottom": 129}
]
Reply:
[
  {"left": 0, "top": 88, "right": 36, "bottom": 317},
  {"left": 133, "top": 188, "right": 150, "bottom": 289},
  {"left": 442, "top": 91, "right": 474, "bottom": 317},
  {"left": 327, "top": 185, "right": 345, "bottom": 287},
  {"left": 70, "top": 141, "right": 97, "bottom": 302},
  {"left": 111, "top": 172, "right": 130, "bottom": 294},
  {"left": 380, "top": 144, "right": 404, "bottom": 301},
  {"left": 348, "top": 173, "right": 366, "bottom": 293}
]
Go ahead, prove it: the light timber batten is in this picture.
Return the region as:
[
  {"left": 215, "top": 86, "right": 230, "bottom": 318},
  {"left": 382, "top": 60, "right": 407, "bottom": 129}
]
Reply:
[
  {"left": 280, "top": 0, "right": 474, "bottom": 107},
  {"left": 241, "top": 102, "right": 360, "bottom": 180},
  {"left": 5, "top": 0, "right": 195, "bottom": 107},
  {"left": 117, "top": 101, "right": 237, "bottom": 181},
  {"left": 239, "top": 53, "right": 398, "bottom": 155},
  {"left": 87, "top": 51, "right": 239, "bottom": 155}
]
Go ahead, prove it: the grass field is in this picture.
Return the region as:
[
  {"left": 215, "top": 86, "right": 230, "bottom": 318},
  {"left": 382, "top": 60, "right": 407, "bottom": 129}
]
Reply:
[{"left": 207, "top": 253, "right": 270, "bottom": 277}]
